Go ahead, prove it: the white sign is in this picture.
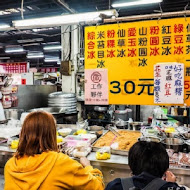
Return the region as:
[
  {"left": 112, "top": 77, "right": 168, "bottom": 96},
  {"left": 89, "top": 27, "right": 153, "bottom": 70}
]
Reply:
[
  {"left": 85, "top": 69, "right": 109, "bottom": 105},
  {"left": 154, "top": 63, "right": 184, "bottom": 104}
]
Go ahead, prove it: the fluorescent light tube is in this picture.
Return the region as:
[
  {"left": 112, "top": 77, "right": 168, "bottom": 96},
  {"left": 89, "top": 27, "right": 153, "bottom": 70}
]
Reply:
[
  {"left": 27, "top": 52, "right": 44, "bottom": 59},
  {"left": 112, "top": 0, "right": 163, "bottom": 8},
  {"left": 43, "top": 45, "right": 62, "bottom": 51},
  {"left": 0, "top": 24, "right": 10, "bottom": 30},
  {"left": 0, "top": 57, "right": 10, "bottom": 59},
  {"left": 12, "top": 10, "right": 118, "bottom": 28},
  {"left": 5, "top": 47, "right": 24, "bottom": 53},
  {"left": 27, "top": 54, "right": 44, "bottom": 58},
  {"left": 44, "top": 59, "right": 60, "bottom": 62}
]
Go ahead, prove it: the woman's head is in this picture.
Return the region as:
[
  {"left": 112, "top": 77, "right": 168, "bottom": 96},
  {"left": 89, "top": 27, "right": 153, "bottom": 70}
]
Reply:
[
  {"left": 128, "top": 141, "right": 169, "bottom": 178},
  {"left": 16, "top": 111, "right": 58, "bottom": 158}
]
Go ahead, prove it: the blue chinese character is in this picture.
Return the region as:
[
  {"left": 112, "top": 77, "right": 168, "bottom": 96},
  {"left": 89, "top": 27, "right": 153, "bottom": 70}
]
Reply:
[
  {"left": 174, "top": 65, "right": 182, "bottom": 72},
  {"left": 175, "top": 87, "right": 183, "bottom": 96},
  {"left": 174, "top": 73, "right": 182, "bottom": 79},
  {"left": 154, "top": 86, "right": 161, "bottom": 92},
  {"left": 155, "top": 79, "right": 161, "bottom": 86},
  {"left": 175, "top": 79, "right": 182, "bottom": 86}
]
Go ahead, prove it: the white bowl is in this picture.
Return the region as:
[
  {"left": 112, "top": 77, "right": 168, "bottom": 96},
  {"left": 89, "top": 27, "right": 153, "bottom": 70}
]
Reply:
[{"left": 58, "top": 128, "right": 72, "bottom": 137}]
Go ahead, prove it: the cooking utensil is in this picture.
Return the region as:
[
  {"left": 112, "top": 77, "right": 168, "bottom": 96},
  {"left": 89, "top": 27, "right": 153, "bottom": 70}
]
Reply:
[
  {"left": 161, "top": 138, "right": 184, "bottom": 153},
  {"left": 108, "top": 126, "right": 121, "bottom": 137}
]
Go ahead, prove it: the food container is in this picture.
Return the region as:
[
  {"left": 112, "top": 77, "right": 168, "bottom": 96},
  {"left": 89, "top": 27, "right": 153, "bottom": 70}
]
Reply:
[
  {"left": 161, "top": 138, "right": 184, "bottom": 153},
  {"left": 88, "top": 126, "right": 103, "bottom": 137},
  {"left": 58, "top": 128, "right": 72, "bottom": 137}
]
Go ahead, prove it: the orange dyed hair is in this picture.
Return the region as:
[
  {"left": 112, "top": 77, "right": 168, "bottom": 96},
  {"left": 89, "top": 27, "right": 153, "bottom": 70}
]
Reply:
[{"left": 16, "top": 111, "right": 58, "bottom": 158}]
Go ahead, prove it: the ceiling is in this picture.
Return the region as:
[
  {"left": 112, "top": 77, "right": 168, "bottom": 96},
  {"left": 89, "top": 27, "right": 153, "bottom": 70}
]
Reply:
[{"left": 0, "top": 0, "right": 189, "bottom": 67}]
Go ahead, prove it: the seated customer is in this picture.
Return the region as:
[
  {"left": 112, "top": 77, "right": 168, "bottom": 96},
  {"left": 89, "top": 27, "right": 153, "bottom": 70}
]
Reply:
[
  {"left": 106, "top": 141, "right": 186, "bottom": 190},
  {"left": 5, "top": 111, "right": 104, "bottom": 190}
]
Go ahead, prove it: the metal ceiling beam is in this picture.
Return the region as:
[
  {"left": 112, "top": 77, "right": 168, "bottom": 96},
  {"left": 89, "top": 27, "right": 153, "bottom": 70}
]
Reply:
[
  {"left": 55, "top": 0, "right": 76, "bottom": 14},
  {"left": 104, "top": 10, "right": 190, "bottom": 23}
]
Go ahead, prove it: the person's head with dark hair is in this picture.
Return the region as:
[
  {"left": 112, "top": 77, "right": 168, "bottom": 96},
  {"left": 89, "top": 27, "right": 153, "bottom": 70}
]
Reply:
[
  {"left": 128, "top": 141, "right": 169, "bottom": 178},
  {"left": 15, "top": 111, "right": 58, "bottom": 158}
]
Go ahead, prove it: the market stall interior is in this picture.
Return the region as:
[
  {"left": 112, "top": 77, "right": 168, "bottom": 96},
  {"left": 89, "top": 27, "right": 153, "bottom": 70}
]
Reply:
[{"left": 1, "top": 0, "right": 190, "bottom": 188}]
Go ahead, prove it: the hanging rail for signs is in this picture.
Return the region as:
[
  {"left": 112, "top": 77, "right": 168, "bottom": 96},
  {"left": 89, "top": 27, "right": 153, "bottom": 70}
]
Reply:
[{"left": 104, "top": 10, "right": 190, "bottom": 23}]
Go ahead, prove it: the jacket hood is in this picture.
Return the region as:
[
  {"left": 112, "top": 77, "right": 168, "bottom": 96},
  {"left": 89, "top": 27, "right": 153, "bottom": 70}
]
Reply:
[{"left": 5, "top": 151, "right": 58, "bottom": 190}]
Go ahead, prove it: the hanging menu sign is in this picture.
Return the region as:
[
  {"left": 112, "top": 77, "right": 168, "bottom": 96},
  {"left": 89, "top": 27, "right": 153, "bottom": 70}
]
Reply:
[
  {"left": 154, "top": 63, "right": 184, "bottom": 104},
  {"left": 85, "top": 17, "right": 190, "bottom": 105},
  {"left": 85, "top": 69, "right": 108, "bottom": 105}
]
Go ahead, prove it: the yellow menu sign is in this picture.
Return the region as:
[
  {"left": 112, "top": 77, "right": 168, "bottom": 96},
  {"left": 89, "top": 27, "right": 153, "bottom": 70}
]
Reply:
[{"left": 85, "top": 17, "right": 190, "bottom": 105}]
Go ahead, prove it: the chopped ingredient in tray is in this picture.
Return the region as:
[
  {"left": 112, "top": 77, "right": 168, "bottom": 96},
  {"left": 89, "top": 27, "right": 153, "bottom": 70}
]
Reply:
[{"left": 94, "top": 131, "right": 141, "bottom": 151}]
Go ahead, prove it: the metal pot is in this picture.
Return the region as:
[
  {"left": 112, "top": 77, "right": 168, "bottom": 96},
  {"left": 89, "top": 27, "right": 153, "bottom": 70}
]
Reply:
[
  {"left": 115, "top": 119, "right": 128, "bottom": 127},
  {"left": 128, "top": 122, "right": 142, "bottom": 131},
  {"left": 140, "top": 136, "right": 162, "bottom": 143},
  {"left": 88, "top": 126, "right": 103, "bottom": 137},
  {"left": 161, "top": 138, "right": 184, "bottom": 153}
]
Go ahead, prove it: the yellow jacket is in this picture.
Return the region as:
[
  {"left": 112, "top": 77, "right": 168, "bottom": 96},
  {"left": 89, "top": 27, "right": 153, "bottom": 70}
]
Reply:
[{"left": 4, "top": 151, "right": 104, "bottom": 190}]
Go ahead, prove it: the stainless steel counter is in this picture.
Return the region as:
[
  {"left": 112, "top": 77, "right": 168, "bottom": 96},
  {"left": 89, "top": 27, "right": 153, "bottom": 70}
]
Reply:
[
  {"left": 0, "top": 140, "right": 189, "bottom": 187},
  {"left": 87, "top": 152, "right": 190, "bottom": 187}
]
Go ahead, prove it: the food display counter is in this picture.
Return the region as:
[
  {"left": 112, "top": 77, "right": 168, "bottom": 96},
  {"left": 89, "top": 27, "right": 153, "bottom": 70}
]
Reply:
[{"left": 0, "top": 124, "right": 189, "bottom": 187}]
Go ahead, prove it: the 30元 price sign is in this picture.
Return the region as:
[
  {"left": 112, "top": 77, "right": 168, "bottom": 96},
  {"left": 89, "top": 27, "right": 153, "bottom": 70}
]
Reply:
[{"left": 85, "top": 17, "right": 190, "bottom": 105}]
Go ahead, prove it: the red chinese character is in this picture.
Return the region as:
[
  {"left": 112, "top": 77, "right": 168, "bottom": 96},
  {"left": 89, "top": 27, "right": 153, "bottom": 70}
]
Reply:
[
  {"left": 155, "top": 65, "right": 161, "bottom": 77},
  {"left": 174, "top": 46, "right": 183, "bottom": 55},
  {"left": 107, "top": 49, "right": 115, "bottom": 58},
  {"left": 87, "top": 41, "right": 95, "bottom": 49},
  {"left": 128, "top": 48, "right": 137, "bottom": 57},
  {"left": 165, "top": 83, "right": 171, "bottom": 96},
  {"left": 107, "top": 40, "right": 115, "bottom": 48},
  {"left": 128, "top": 38, "right": 136, "bottom": 46},
  {"left": 107, "top": 30, "right": 115, "bottom": 38},
  {"left": 128, "top": 28, "right": 136, "bottom": 37},
  {"left": 174, "top": 24, "right": 183, "bottom": 33},
  {"left": 174, "top": 35, "right": 183, "bottom": 44},
  {"left": 150, "top": 47, "right": 159, "bottom": 56},
  {"left": 150, "top": 36, "right": 159, "bottom": 45},
  {"left": 87, "top": 32, "right": 95, "bottom": 40},
  {"left": 150, "top": 26, "right": 159, "bottom": 35},
  {"left": 87, "top": 51, "right": 95, "bottom": 59}
]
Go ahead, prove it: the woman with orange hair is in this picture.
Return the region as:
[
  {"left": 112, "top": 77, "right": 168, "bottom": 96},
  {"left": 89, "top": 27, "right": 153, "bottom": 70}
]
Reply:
[{"left": 4, "top": 111, "right": 104, "bottom": 190}]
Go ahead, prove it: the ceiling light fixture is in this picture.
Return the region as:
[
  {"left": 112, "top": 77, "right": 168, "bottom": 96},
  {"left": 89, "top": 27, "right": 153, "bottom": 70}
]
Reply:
[
  {"left": 0, "top": 24, "right": 11, "bottom": 30},
  {"left": 0, "top": 57, "right": 10, "bottom": 60},
  {"left": 43, "top": 45, "right": 62, "bottom": 51},
  {"left": 5, "top": 47, "right": 24, "bottom": 53},
  {"left": 44, "top": 58, "right": 60, "bottom": 62},
  {"left": 12, "top": 9, "right": 118, "bottom": 29},
  {"left": 27, "top": 52, "right": 44, "bottom": 59},
  {"left": 112, "top": 0, "right": 163, "bottom": 8}
]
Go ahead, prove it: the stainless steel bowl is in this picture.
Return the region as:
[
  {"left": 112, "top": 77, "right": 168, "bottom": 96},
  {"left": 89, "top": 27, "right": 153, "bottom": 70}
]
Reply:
[
  {"left": 28, "top": 107, "right": 66, "bottom": 115},
  {"left": 88, "top": 126, "right": 104, "bottom": 137},
  {"left": 161, "top": 138, "right": 184, "bottom": 152}
]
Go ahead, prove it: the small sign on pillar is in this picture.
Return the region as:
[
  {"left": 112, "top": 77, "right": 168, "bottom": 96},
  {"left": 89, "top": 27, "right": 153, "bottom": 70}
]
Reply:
[{"left": 85, "top": 69, "right": 109, "bottom": 105}]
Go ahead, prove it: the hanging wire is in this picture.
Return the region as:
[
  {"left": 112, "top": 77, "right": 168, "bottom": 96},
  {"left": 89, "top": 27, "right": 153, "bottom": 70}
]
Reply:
[{"left": 21, "top": 0, "right": 24, "bottom": 19}]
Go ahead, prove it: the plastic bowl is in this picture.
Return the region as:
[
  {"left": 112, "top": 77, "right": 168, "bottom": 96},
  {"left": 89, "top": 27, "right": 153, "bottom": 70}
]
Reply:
[{"left": 58, "top": 128, "right": 72, "bottom": 137}]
